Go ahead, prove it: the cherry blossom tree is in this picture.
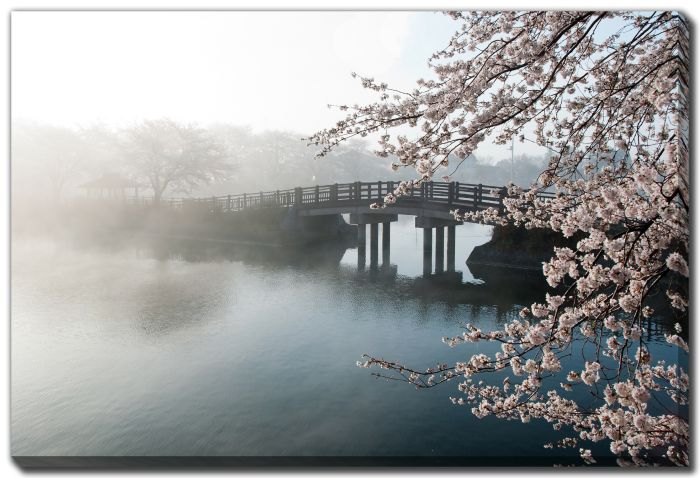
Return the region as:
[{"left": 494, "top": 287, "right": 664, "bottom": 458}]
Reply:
[{"left": 310, "top": 11, "right": 689, "bottom": 466}]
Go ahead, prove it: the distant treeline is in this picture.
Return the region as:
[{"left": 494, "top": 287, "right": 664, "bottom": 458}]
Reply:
[{"left": 11, "top": 118, "right": 550, "bottom": 204}]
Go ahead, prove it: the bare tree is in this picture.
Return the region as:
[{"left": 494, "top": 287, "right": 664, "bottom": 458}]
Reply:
[{"left": 122, "top": 119, "right": 232, "bottom": 203}]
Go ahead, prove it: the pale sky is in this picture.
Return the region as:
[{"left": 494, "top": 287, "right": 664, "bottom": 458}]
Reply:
[{"left": 11, "top": 10, "right": 545, "bottom": 160}]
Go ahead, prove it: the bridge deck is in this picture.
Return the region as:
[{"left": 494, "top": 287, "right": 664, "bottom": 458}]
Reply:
[{"left": 127, "top": 181, "right": 554, "bottom": 217}]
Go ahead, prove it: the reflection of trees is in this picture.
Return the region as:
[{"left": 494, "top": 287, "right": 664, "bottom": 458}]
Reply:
[
  {"left": 60, "top": 233, "right": 679, "bottom": 341},
  {"left": 145, "top": 238, "right": 543, "bottom": 317}
]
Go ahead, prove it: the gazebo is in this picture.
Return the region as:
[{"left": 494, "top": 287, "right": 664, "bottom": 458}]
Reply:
[{"left": 78, "top": 173, "right": 139, "bottom": 199}]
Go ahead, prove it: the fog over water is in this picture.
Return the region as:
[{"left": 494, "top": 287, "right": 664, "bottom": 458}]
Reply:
[{"left": 11, "top": 217, "right": 680, "bottom": 461}]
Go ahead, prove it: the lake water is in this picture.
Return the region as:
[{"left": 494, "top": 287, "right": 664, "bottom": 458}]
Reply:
[{"left": 10, "top": 215, "right": 680, "bottom": 465}]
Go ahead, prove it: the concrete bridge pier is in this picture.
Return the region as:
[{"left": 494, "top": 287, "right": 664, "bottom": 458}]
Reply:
[
  {"left": 349, "top": 213, "right": 398, "bottom": 271},
  {"left": 447, "top": 226, "right": 456, "bottom": 272},
  {"left": 422, "top": 228, "right": 432, "bottom": 277},
  {"left": 382, "top": 222, "right": 391, "bottom": 266},
  {"left": 357, "top": 224, "right": 366, "bottom": 270},
  {"left": 435, "top": 227, "right": 445, "bottom": 274},
  {"left": 415, "top": 216, "right": 463, "bottom": 277},
  {"left": 370, "top": 223, "right": 379, "bottom": 269}
]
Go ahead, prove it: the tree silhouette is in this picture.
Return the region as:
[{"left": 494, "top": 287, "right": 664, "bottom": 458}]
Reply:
[{"left": 122, "top": 119, "right": 232, "bottom": 203}]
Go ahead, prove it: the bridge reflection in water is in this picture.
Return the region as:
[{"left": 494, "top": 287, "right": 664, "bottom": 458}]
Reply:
[{"left": 71, "top": 227, "right": 671, "bottom": 340}]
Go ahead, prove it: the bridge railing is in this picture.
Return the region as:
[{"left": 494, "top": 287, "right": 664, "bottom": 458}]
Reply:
[{"left": 124, "top": 181, "right": 556, "bottom": 213}]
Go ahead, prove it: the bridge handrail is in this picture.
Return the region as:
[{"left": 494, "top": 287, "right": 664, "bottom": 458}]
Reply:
[{"left": 123, "top": 181, "right": 555, "bottom": 211}]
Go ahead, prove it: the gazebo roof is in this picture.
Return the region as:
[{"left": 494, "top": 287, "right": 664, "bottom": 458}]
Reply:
[{"left": 79, "top": 173, "right": 139, "bottom": 189}]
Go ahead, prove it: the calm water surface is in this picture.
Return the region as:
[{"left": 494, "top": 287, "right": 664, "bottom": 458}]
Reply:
[{"left": 11, "top": 216, "right": 677, "bottom": 461}]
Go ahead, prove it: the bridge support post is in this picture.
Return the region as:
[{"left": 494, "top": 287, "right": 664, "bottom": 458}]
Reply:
[
  {"left": 382, "top": 222, "right": 391, "bottom": 266},
  {"left": 370, "top": 223, "right": 379, "bottom": 269},
  {"left": 423, "top": 228, "right": 433, "bottom": 277},
  {"left": 435, "top": 227, "right": 445, "bottom": 274},
  {"left": 447, "top": 225, "right": 456, "bottom": 272},
  {"left": 357, "top": 224, "right": 366, "bottom": 270}
]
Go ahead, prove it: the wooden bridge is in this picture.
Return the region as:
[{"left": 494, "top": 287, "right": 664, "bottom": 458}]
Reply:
[
  {"left": 128, "top": 181, "right": 553, "bottom": 277},
  {"left": 129, "top": 180, "right": 547, "bottom": 218}
]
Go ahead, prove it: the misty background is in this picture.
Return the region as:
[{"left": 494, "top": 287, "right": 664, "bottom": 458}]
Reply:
[
  {"left": 11, "top": 118, "right": 550, "bottom": 200},
  {"left": 12, "top": 11, "right": 551, "bottom": 218}
]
